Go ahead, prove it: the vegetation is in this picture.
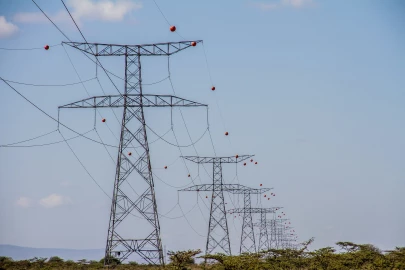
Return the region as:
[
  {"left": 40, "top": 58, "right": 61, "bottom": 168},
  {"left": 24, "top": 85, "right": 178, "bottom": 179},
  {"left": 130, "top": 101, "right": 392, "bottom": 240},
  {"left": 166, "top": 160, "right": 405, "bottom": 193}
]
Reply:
[{"left": 1, "top": 241, "right": 404, "bottom": 270}]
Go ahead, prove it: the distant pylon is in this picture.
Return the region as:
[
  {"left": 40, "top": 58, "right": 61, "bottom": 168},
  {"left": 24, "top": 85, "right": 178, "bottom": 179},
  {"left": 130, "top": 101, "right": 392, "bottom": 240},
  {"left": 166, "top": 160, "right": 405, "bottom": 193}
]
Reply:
[{"left": 179, "top": 155, "right": 253, "bottom": 256}]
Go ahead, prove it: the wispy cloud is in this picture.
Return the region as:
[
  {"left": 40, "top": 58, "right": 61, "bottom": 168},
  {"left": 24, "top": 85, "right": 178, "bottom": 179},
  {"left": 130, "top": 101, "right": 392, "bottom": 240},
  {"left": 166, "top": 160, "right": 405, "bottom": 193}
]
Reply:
[
  {"left": 13, "top": 0, "right": 142, "bottom": 25},
  {"left": 39, "top": 194, "right": 72, "bottom": 208},
  {"left": 16, "top": 197, "right": 32, "bottom": 208},
  {"left": 0, "top": 16, "right": 19, "bottom": 38},
  {"left": 253, "top": 0, "right": 314, "bottom": 11}
]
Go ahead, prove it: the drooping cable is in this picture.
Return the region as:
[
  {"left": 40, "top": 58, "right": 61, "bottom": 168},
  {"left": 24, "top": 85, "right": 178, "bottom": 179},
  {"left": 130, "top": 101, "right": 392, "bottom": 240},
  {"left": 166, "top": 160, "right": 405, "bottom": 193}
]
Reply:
[{"left": 3, "top": 77, "right": 96, "bottom": 87}]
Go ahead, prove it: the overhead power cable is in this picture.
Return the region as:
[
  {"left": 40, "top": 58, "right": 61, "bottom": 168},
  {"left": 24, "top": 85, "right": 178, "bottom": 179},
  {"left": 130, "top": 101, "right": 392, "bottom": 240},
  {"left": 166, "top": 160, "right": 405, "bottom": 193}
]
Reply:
[
  {"left": 0, "top": 44, "right": 61, "bottom": 51},
  {"left": 3, "top": 77, "right": 96, "bottom": 87}
]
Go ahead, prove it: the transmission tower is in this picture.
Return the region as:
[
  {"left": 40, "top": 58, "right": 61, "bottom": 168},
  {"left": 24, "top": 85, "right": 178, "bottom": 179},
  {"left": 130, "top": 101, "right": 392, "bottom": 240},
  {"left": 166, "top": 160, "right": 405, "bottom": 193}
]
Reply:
[
  {"left": 227, "top": 189, "right": 273, "bottom": 253},
  {"left": 59, "top": 40, "right": 206, "bottom": 265},
  {"left": 253, "top": 217, "right": 290, "bottom": 249},
  {"left": 179, "top": 155, "right": 253, "bottom": 256},
  {"left": 229, "top": 207, "right": 278, "bottom": 254}
]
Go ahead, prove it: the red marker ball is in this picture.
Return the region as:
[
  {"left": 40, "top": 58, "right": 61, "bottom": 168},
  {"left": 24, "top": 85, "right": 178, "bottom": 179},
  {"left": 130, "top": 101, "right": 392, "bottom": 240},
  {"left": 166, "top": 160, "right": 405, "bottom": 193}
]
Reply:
[{"left": 170, "top": 26, "right": 176, "bottom": 32}]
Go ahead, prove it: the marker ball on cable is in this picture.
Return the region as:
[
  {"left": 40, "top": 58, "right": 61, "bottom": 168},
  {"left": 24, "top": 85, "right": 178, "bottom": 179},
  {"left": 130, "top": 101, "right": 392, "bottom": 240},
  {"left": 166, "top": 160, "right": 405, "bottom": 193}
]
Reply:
[
  {"left": 128, "top": 152, "right": 132, "bottom": 156},
  {"left": 244, "top": 163, "right": 247, "bottom": 166},
  {"left": 188, "top": 174, "right": 190, "bottom": 177},
  {"left": 170, "top": 26, "right": 176, "bottom": 32},
  {"left": 191, "top": 41, "right": 197, "bottom": 46},
  {"left": 102, "top": 118, "right": 106, "bottom": 123},
  {"left": 164, "top": 166, "right": 168, "bottom": 169},
  {"left": 255, "top": 162, "right": 258, "bottom": 165},
  {"left": 225, "top": 131, "right": 229, "bottom": 136},
  {"left": 235, "top": 154, "right": 239, "bottom": 158},
  {"left": 211, "top": 86, "right": 216, "bottom": 91},
  {"left": 44, "top": 45, "right": 50, "bottom": 50}
]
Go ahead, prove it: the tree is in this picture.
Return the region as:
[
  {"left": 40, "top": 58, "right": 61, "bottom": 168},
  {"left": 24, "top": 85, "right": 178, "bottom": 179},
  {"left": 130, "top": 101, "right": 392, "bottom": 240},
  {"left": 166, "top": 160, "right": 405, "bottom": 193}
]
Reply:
[{"left": 168, "top": 249, "right": 201, "bottom": 270}]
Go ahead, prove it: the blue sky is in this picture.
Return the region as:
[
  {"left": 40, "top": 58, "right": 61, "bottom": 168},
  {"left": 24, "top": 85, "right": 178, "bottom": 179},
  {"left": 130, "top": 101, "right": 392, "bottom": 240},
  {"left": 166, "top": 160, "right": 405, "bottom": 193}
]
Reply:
[{"left": 0, "top": 0, "right": 404, "bottom": 259}]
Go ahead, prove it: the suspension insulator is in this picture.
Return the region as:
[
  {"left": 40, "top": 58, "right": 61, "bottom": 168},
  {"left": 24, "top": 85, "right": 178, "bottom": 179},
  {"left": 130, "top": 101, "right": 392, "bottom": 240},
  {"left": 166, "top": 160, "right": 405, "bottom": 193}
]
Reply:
[
  {"left": 170, "top": 25, "right": 176, "bottom": 32},
  {"left": 191, "top": 41, "right": 197, "bottom": 46},
  {"left": 44, "top": 45, "right": 49, "bottom": 50},
  {"left": 128, "top": 152, "right": 132, "bottom": 156},
  {"left": 211, "top": 86, "right": 216, "bottom": 91},
  {"left": 102, "top": 118, "right": 106, "bottom": 122}
]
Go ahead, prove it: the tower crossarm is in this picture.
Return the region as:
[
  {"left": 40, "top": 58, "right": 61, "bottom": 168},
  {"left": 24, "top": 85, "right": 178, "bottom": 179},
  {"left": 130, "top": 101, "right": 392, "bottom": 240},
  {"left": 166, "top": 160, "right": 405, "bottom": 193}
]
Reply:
[
  {"left": 179, "top": 184, "right": 259, "bottom": 192},
  {"left": 58, "top": 94, "right": 207, "bottom": 109},
  {"left": 228, "top": 187, "right": 272, "bottom": 195},
  {"left": 229, "top": 208, "right": 278, "bottom": 214},
  {"left": 181, "top": 155, "right": 254, "bottom": 164},
  {"left": 62, "top": 40, "right": 203, "bottom": 56}
]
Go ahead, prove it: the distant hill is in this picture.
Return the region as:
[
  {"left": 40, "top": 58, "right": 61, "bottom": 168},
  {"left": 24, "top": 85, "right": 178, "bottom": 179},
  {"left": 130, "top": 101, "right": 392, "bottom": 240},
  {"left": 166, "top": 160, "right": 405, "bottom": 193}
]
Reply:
[{"left": 0, "top": 244, "right": 104, "bottom": 261}]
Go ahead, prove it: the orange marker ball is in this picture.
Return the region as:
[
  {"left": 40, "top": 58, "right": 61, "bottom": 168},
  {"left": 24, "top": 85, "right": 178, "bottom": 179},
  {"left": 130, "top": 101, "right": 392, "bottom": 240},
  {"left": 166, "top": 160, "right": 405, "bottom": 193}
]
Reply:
[
  {"left": 170, "top": 26, "right": 176, "bottom": 32},
  {"left": 191, "top": 41, "right": 197, "bottom": 46}
]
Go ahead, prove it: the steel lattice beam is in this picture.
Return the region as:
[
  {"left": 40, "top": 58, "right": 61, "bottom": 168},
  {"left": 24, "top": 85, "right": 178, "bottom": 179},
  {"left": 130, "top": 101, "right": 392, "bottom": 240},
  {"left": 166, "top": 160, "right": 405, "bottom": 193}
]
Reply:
[
  {"left": 60, "top": 40, "right": 203, "bottom": 266},
  {"left": 62, "top": 40, "right": 203, "bottom": 56},
  {"left": 59, "top": 94, "right": 207, "bottom": 109}
]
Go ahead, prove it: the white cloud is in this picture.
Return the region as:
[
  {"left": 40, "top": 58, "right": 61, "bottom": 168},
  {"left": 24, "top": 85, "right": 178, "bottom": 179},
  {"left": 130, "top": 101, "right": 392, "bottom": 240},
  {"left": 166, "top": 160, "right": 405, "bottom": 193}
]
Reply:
[
  {"left": 16, "top": 197, "right": 32, "bottom": 208},
  {"left": 281, "top": 0, "right": 313, "bottom": 8},
  {"left": 39, "top": 194, "right": 72, "bottom": 208},
  {"left": 0, "top": 16, "right": 18, "bottom": 38},
  {"left": 13, "top": 0, "right": 142, "bottom": 25},
  {"left": 70, "top": 0, "right": 142, "bottom": 22},
  {"left": 254, "top": 0, "right": 314, "bottom": 10}
]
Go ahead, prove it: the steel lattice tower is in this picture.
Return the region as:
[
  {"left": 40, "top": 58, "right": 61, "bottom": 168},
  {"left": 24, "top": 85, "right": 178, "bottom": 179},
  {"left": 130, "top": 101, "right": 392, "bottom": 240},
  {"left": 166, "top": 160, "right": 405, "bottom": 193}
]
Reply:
[
  {"left": 228, "top": 189, "right": 272, "bottom": 253},
  {"left": 59, "top": 40, "right": 206, "bottom": 265},
  {"left": 179, "top": 155, "right": 253, "bottom": 256},
  {"left": 229, "top": 207, "right": 279, "bottom": 254}
]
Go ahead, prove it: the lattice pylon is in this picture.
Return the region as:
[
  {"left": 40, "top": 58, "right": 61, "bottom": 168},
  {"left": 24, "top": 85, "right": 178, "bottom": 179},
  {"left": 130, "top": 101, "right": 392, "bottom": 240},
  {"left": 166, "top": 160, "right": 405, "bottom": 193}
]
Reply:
[
  {"left": 258, "top": 212, "right": 270, "bottom": 252},
  {"left": 240, "top": 191, "right": 256, "bottom": 254},
  {"left": 59, "top": 41, "right": 206, "bottom": 266},
  {"left": 206, "top": 161, "right": 231, "bottom": 255}
]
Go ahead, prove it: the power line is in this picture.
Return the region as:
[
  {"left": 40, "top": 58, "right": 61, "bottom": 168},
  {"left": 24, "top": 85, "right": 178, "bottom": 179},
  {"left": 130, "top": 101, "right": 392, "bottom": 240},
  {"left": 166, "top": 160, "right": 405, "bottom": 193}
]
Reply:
[
  {"left": 0, "top": 44, "right": 61, "bottom": 51},
  {"left": 0, "top": 129, "right": 94, "bottom": 148},
  {"left": 3, "top": 77, "right": 96, "bottom": 87},
  {"left": 0, "top": 129, "right": 57, "bottom": 146}
]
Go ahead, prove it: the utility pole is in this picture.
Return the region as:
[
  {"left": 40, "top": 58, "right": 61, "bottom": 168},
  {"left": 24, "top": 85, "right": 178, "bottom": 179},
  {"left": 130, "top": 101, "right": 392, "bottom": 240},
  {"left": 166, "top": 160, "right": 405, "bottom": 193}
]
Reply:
[
  {"left": 59, "top": 40, "right": 206, "bottom": 265},
  {"left": 179, "top": 155, "right": 253, "bottom": 256}
]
